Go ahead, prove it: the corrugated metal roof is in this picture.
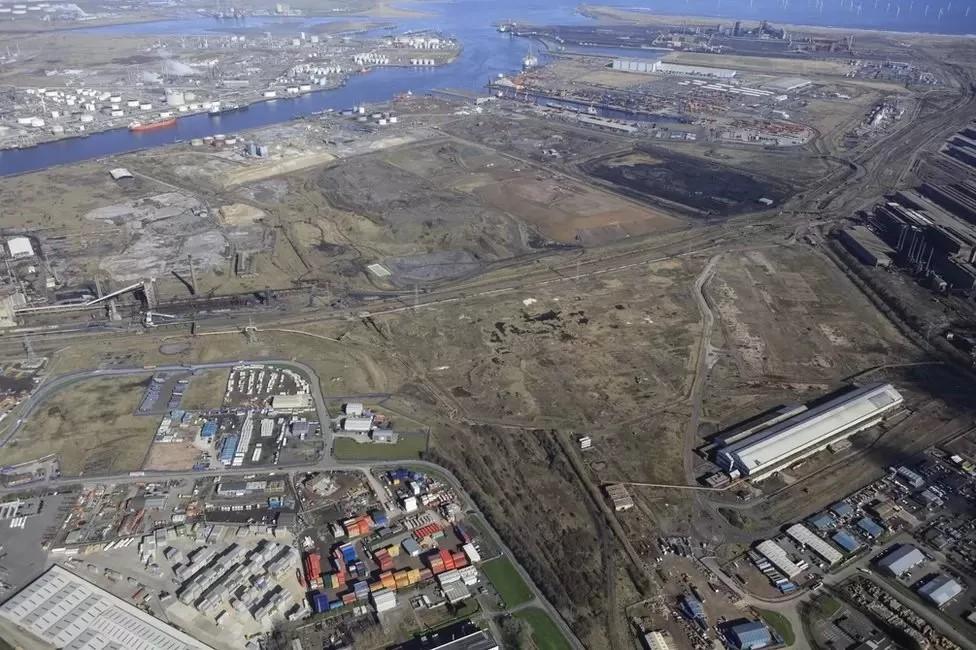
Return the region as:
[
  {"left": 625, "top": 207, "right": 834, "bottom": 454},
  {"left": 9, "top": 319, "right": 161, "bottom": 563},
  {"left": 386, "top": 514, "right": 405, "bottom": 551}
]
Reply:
[
  {"left": 918, "top": 574, "right": 964, "bottom": 606},
  {"left": 786, "top": 524, "right": 842, "bottom": 564},
  {"left": 719, "top": 383, "right": 903, "bottom": 477},
  {"left": 0, "top": 565, "right": 210, "bottom": 649},
  {"left": 876, "top": 544, "right": 924, "bottom": 575},
  {"left": 730, "top": 621, "right": 772, "bottom": 650},
  {"left": 831, "top": 529, "right": 862, "bottom": 553},
  {"left": 756, "top": 540, "right": 803, "bottom": 578},
  {"left": 856, "top": 517, "right": 884, "bottom": 538}
]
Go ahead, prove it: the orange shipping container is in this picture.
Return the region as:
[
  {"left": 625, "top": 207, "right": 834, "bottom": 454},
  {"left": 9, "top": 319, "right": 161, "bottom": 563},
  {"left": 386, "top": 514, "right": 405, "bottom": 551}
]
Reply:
[
  {"left": 342, "top": 593, "right": 357, "bottom": 605},
  {"left": 419, "top": 568, "right": 433, "bottom": 581}
]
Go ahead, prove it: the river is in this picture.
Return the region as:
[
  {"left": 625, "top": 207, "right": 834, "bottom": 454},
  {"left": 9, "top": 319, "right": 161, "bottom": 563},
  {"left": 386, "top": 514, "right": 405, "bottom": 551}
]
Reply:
[{"left": 1, "top": 0, "right": 973, "bottom": 177}]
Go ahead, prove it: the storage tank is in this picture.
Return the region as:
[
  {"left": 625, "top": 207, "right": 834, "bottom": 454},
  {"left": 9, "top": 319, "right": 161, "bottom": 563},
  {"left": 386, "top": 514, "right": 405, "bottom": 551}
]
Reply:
[{"left": 164, "top": 89, "right": 186, "bottom": 106}]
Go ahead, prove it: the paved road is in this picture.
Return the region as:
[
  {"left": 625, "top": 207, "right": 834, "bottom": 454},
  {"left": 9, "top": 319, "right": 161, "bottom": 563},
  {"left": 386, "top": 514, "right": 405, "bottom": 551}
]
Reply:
[{"left": 0, "top": 360, "right": 584, "bottom": 649}]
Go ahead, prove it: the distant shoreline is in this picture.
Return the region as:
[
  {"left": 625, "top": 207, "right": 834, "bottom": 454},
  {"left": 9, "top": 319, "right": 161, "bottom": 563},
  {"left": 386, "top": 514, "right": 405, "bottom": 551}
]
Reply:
[{"left": 578, "top": 4, "right": 976, "bottom": 40}]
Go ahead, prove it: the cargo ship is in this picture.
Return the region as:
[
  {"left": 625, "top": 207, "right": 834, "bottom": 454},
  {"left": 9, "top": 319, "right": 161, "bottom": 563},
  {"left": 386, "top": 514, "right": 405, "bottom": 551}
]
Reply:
[
  {"left": 208, "top": 102, "right": 247, "bottom": 116},
  {"left": 129, "top": 117, "right": 177, "bottom": 132}
]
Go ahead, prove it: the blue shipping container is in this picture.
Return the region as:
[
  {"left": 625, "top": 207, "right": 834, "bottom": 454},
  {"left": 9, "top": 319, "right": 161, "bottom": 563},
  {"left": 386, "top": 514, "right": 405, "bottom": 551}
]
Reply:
[
  {"left": 312, "top": 593, "right": 329, "bottom": 613},
  {"left": 330, "top": 600, "right": 343, "bottom": 610}
]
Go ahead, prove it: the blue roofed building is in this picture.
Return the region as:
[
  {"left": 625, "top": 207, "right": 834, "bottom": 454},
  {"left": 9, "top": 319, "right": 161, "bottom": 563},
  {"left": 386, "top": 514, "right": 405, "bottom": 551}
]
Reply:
[
  {"left": 830, "top": 501, "right": 854, "bottom": 518},
  {"left": 832, "top": 529, "right": 862, "bottom": 553},
  {"left": 856, "top": 517, "right": 884, "bottom": 539},
  {"left": 807, "top": 512, "right": 836, "bottom": 532},
  {"left": 218, "top": 435, "right": 239, "bottom": 464},
  {"left": 728, "top": 621, "right": 772, "bottom": 650},
  {"left": 200, "top": 420, "right": 219, "bottom": 439},
  {"left": 681, "top": 594, "right": 705, "bottom": 621}
]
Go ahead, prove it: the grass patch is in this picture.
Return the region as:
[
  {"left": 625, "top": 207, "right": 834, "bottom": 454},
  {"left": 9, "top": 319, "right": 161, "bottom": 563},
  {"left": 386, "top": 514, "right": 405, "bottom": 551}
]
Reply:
[
  {"left": 5, "top": 375, "right": 158, "bottom": 476},
  {"left": 180, "top": 368, "right": 229, "bottom": 410},
  {"left": 411, "top": 600, "right": 481, "bottom": 636},
  {"left": 333, "top": 432, "right": 427, "bottom": 461},
  {"left": 481, "top": 556, "right": 533, "bottom": 608},
  {"left": 516, "top": 607, "right": 571, "bottom": 650},
  {"left": 812, "top": 595, "right": 842, "bottom": 619},
  {"left": 756, "top": 608, "right": 796, "bottom": 646}
]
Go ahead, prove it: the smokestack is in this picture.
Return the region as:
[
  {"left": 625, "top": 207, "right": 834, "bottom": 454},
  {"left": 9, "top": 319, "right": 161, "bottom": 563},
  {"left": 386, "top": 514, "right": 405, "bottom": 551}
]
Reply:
[{"left": 187, "top": 255, "right": 198, "bottom": 296}]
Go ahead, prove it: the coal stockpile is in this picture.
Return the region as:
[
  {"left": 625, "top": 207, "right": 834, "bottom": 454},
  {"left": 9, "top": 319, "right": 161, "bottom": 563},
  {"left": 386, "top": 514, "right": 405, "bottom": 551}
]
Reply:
[{"left": 583, "top": 147, "right": 789, "bottom": 218}]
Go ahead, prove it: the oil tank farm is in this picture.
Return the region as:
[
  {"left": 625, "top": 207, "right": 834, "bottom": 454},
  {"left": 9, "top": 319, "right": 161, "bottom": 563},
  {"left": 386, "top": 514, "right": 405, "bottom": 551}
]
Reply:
[{"left": 716, "top": 383, "right": 904, "bottom": 480}]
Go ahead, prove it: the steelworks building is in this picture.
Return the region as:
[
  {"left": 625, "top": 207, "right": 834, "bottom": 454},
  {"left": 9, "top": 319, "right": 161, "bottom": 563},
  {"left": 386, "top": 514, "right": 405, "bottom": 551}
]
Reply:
[{"left": 716, "top": 383, "right": 904, "bottom": 480}]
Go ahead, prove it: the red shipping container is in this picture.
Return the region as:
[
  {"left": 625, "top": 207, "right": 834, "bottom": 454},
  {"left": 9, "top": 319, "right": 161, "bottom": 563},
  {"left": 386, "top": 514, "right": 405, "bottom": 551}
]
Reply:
[
  {"left": 342, "top": 592, "right": 357, "bottom": 605},
  {"left": 419, "top": 568, "right": 433, "bottom": 581}
]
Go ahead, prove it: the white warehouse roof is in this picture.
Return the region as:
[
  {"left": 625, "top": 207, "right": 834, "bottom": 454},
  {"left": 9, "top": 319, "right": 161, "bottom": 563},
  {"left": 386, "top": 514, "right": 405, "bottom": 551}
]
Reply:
[
  {"left": 7, "top": 236, "right": 33, "bottom": 258},
  {"left": 0, "top": 564, "right": 211, "bottom": 649},
  {"left": 917, "top": 574, "right": 964, "bottom": 607},
  {"left": 270, "top": 394, "right": 312, "bottom": 411},
  {"left": 876, "top": 544, "right": 925, "bottom": 575},
  {"left": 756, "top": 540, "right": 803, "bottom": 578},
  {"left": 718, "top": 383, "right": 903, "bottom": 479},
  {"left": 786, "top": 523, "right": 843, "bottom": 565},
  {"left": 343, "top": 415, "right": 374, "bottom": 432}
]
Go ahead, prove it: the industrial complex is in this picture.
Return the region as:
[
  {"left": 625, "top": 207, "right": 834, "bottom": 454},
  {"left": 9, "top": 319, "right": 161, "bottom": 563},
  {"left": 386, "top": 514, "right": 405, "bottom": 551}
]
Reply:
[
  {"left": 715, "top": 383, "right": 904, "bottom": 480},
  {"left": 1, "top": 1, "right": 976, "bottom": 650}
]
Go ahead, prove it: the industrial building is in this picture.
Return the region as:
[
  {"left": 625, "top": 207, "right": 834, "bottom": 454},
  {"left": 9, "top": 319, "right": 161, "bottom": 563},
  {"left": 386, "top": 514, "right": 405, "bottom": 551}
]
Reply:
[
  {"left": 727, "top": 620, "right": 773, "bottom": 650},
  {"left": 605, "top": 484, "right": 635, "bottom": 511},
  {"left": 643, "top": 630, "right": 675, "bottom": 650},
  {"left": 917, "top": 574, "right": 964, "bottom": 607},
  {"left": 414, "top": 627, "right": 499, "bottom": 650},
  {"left": 6, "top": 236, "right": 33, "bottom": 259},
  {"left": 838, "top": 226, "right": 894, "bottom": 267},
  {"left": 832, "top": 529, "right": 862, "bottom": 553},
  {"left": 785, "top": 523, "right": 843, "bottom": 565},
  {"left": 653, "top": 61, "right": 736, "bottom": 78},
  {"left": 0, "top": 564, "right": 211, "bottom": 649},
  {"left": 875, "top": 544, "right": 925, "bottom": 576},
  {"left": 271, "top": 394, "right": 313, "bottom": 411},
  {"left": 716, "top": 383, "right": 904, "bottom": 480},
  {"left": 755, "top": 539, "right": 804, "bottom": 578},
  {"left": 869, "top": 191, "right": 976, "bottom": 292},
  {"left": 611, "top": 58, "right": 737, "bottom": 78}
]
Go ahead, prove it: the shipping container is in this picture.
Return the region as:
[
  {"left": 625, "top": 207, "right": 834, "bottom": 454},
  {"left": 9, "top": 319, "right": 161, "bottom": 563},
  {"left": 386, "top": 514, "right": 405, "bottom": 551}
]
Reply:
[{"left": 312, "top": 593, "right": 329, "bottom": 613}]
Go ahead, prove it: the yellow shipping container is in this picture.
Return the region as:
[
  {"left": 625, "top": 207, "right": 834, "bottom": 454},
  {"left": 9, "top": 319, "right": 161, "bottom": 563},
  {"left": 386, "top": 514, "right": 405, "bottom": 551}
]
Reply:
[
  {"left": 395, "top": 576, "right": 409, "bottom": 589},
  {"left": 369, "top": 581, "right": 384, "bottom": 593},
  {"left": 387, "top": 544, "right": 400, "bottom": 557},
  {"left": 407, "top": 569, "right": 421, "bottom": 584}
]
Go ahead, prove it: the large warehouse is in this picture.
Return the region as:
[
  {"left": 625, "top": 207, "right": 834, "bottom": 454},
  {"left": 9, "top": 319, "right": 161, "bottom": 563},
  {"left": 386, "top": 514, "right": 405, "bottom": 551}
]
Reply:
[
  {"left": 717, "top": 383, "right": 904, "bottom": 480},
  {"left": 0, "top": 564, "right": 211, "bottom": 649}
]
